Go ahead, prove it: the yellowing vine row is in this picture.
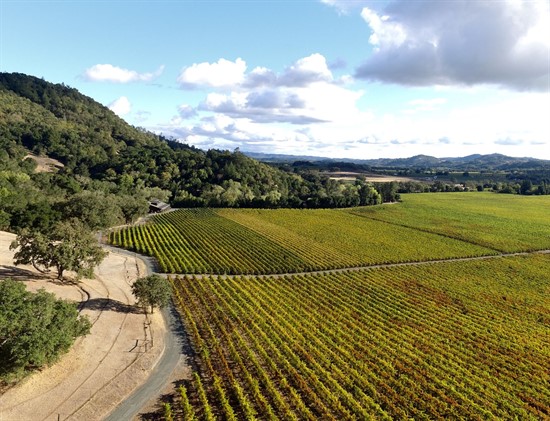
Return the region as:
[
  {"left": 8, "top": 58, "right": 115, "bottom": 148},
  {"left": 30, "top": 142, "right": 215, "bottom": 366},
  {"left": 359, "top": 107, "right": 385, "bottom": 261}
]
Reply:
[
  {"left": 110, "top": 206, "right": 498, "bottom": 274},
  {"left": 168, "top": 255, "right": 549, "bottom": 419}
]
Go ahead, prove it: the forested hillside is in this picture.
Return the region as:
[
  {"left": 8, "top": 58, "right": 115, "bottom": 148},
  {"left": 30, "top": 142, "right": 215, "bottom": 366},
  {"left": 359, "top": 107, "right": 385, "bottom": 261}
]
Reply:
[{"left": 0, "top": 72, "right": 385, "bottom": 232}]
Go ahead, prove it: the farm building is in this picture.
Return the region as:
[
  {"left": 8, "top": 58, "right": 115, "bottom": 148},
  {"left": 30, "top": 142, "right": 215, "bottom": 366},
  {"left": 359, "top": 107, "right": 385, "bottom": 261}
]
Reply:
[{"left": 149, "top": 199, "right": 171, "bottom": 213}]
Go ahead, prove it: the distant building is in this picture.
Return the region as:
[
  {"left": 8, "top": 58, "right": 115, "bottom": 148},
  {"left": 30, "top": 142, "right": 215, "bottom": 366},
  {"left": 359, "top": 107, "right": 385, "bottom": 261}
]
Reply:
[{"left": 149, "top": 199, "right": 171, "bottom": 213}]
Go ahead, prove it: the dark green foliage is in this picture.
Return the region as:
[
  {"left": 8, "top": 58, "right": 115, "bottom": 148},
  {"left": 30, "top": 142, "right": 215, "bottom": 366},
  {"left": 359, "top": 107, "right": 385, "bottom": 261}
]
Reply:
[
  {"left": 61, "top": 190, "right": 123, "bottom": 230},
  {"left": 10, "top": 220, "right": 107, "bottom": 280},
  {"left": 117, "top": 194, "right": 150, "bottom": 224},
  {"left": 131, "top": 274, "right": 172, "bottom": 313},
  {"left": 0, "top": 279, "right": 91, "bottom": 382},
  {"left": 0, "top": 71, "right": 385, "bottom": 231}
]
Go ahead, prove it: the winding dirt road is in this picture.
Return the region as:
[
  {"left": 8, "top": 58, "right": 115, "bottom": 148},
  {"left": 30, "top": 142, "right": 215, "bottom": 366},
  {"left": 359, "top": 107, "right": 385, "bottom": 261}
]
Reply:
[{"left": 0, "top": 232, "right": 169, "bottom": 421}]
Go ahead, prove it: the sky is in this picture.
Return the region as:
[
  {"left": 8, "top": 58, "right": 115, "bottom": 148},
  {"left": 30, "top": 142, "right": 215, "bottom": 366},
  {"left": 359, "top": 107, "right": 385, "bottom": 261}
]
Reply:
[{"left": 1, "top": 0, "right": 549, "bottom": 160}]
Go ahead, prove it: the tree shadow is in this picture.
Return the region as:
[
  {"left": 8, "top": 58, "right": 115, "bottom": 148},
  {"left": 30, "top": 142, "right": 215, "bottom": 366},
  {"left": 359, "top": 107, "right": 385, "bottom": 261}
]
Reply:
[
  {"left": 0, "top": 265, "right": 47, "bottom": 281},
  {"left": 80, "top": 298, "right": 142, "bottom": 314},
  {"left": 138, "top": 393, "right": 174, "bottom": 420}
]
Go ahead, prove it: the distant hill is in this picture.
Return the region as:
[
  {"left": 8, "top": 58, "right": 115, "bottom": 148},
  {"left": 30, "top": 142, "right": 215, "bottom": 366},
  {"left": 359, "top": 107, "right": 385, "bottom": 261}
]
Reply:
[{"left": 245, "top": 151, "right": 550, "bottom": 171}]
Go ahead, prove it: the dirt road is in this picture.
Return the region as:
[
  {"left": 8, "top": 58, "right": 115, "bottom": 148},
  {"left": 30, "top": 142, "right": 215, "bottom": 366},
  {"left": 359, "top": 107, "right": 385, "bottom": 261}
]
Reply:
[{"left": 0, "top": 232, "right": 167, "bottom": 421}]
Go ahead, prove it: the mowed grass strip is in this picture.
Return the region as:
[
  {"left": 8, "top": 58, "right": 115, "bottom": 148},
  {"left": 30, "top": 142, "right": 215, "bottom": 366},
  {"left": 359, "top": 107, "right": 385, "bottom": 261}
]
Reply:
[
  {"left": 348, "top": 192, "right": 550, "bottom": 253},
  {"left": 171, "top": 254, "right": 550, "bottom": 419},
  {"left": 218, "top": 208, "right": 496, "bottom": 268}
]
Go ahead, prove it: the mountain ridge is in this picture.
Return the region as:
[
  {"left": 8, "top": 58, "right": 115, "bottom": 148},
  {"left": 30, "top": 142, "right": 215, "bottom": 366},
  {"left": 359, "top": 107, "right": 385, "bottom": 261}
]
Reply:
[{"left": 244, "top": 151, "right": 549, "bottom": 171}]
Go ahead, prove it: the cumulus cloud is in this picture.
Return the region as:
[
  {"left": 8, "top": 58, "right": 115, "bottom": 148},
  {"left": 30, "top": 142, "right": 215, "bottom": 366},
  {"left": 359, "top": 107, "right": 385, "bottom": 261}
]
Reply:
[
  {"left": 158, "top": 87, "right": 549, "bottom": 158},
  {"left": 156, "top": 114, "right": 321, "bottom": 154},
  {"left": 108, "top": 96, "right": 131, "bottom": 116},
  {"left": 275, "top": 54, "right": 333, "bottom": 87},
  {"left": 198, "top": 90, "right": 323, "bottom": 124},
  {"left": 353, "top": 0, "right": 550, "bottom": 91},
  {"left": 404, "top": 98, "right": 447, "bottom": 113},
  {"left": 84, "top": 64, "right": 164, "bottom": 83},
  {"left": 244, "top": 54, "right": 333, "bottom": 88},
  {"left": 177, "top": 58, "right": 247, "bottom": 88},
  {"left": 162, "top": 49, "right": 549, "bottom": 159},
  {"left": 178, "top": 104, "right": 197, "bottom": 119},
  {"left": 178, "top": 54, "right": 336, "bottom": 90},
  {"left": 175, "top": 54, "right": 359, "bottom": 125}
]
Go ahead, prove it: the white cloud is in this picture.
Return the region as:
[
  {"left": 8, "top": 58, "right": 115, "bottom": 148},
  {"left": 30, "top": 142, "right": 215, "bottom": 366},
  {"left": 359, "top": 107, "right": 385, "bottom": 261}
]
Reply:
[
  {"left": 276, "top": 53, "right": 333, "bottom": 87},
  {"left": 198, "top": 90, "right": 323, "bottom": 124},
  {"left": 320, "top": 0, "right": 370, "bottom": 14},
  {"left": 160, "top": 86, "right": 549, "bottom": 159},
  {"left": 178, "top": 54, "right": 336, "bottom": 91},
  {"left": 404, "top": 98, "right": 447, "bottom": 113},
  {"left": 175, "top": 54, "right": 360, "bottom": 125},
  {"left": 178, "top": 104, "right": 197, "bottom": 119},
  {"left": 108, "top": 96, "right": 131, "bottom": 116},
  {"left": 361, "top": 7, "right": 407, "bottom": 49},
  {"left": 158, "top": 51, "right": 549, "bottom": 159},
  {"left": 353, "top": 0, "right": 550, "bottom": 91},
  {"left": 246, "top": 53, "right": 333, "bottom": 88},
  {"left": 177, "top": 58, "right": 247, "bottom": 88},
  {"left": 83, "top": 64, "right": 164, "bottom": 83}
]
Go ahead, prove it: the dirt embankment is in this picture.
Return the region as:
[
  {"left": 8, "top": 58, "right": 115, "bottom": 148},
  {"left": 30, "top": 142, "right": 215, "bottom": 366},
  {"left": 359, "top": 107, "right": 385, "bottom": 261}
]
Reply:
[{"left": 0, "top": 231, "right": 166, "bottom": 421}]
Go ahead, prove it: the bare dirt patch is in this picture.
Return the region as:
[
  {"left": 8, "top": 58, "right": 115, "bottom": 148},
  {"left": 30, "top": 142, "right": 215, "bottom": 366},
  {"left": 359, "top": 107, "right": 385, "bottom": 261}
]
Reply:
[
  {"left": 23, "top": 154, "right": 64, "bottom": 173},
  {"left": 0, "top": 231, "right": 166, "bottom": 421}
]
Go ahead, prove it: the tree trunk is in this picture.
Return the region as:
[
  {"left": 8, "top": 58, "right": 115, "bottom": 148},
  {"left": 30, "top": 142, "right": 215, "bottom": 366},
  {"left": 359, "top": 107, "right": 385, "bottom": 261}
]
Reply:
[{"left": 32, "top": 260, "right": 48, "bottom": 274}]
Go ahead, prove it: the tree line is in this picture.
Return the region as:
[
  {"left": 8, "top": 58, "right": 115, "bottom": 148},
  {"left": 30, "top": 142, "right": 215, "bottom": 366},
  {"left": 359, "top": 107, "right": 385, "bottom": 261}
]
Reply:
[{"left": 0, "top": 72, "right": 390, "bottom": 231}]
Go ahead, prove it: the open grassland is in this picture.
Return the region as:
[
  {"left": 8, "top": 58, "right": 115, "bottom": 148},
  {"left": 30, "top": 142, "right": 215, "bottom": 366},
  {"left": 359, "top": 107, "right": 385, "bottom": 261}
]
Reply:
[
  {"left": 348, "top": 193, "right": 550, "bottom": 253},
  {"left": 169, "top": 254, "right": 550, "bottom": 420},
  {"left": 108, "top": 194, "right": 539, "bottom": 274}
]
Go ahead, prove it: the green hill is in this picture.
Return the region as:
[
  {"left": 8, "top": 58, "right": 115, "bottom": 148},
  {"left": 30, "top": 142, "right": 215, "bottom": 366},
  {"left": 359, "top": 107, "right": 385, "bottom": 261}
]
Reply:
[{"left": 1, "top": 72, "right": 384, "bottom": 232}]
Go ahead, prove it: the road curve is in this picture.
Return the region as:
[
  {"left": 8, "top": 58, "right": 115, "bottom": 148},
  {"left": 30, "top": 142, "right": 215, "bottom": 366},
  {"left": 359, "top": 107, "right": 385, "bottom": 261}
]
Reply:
[
  {"left": 104, "top": 305, "right": 185, "bottom": 421},
  {"left": 101, "top": 245, "right": 186, "bottom": 421}
]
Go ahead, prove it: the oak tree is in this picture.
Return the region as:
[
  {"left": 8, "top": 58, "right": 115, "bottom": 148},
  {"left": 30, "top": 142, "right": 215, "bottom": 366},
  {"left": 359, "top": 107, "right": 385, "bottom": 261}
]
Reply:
[
  {"left": 10, "top": 219, "right": 107, "bottom": 280},
  {"left": 131, "top": 274, "right": 171, "bottom": 313}
]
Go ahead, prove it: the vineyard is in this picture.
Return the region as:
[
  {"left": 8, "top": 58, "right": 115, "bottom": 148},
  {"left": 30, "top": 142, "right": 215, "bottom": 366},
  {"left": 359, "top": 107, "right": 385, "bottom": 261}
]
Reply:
[
  {"left": 349, "top": 193, "right": 550, "bottom": 253},
  {"left": 109, "top": 193, "right": 550, "bottom": 419},
  {"left": 166, "top": 254, "right": 550, "bottom": 420},
  {"left": 106, "top": 193, "right": 549, "bottom": 275}
]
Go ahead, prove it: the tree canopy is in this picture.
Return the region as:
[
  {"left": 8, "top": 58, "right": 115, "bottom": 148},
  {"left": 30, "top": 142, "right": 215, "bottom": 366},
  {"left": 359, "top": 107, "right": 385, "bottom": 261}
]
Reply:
[
  {"left": 10, "top": 220, "right": 107, "bottom": 280},
  {"left": 131, "top": 274, "right": 172, "bottom": 314},
  {"left": 0, "top": 279, "right": 91, "bottom": 382},
  {"left": 0, "top": 71, "right": 392, "bottom": 235}
]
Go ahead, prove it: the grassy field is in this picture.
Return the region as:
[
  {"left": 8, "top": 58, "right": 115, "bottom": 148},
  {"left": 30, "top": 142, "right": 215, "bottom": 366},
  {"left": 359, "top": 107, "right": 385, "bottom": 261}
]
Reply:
[
  {"left": 169, "top": 254, "right": 550, "bottom": 420},
  {"left": 348, "top": 193, "right": 550, "bottom": 252},
  {"left": 106, "top": 192, "right": 550, "bottom": 274}
]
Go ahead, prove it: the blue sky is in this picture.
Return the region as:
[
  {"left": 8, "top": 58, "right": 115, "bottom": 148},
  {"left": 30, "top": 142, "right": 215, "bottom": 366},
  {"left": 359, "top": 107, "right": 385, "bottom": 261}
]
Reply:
[{"left": 1, "top": 0, "right": 549, "bottom": 159}]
